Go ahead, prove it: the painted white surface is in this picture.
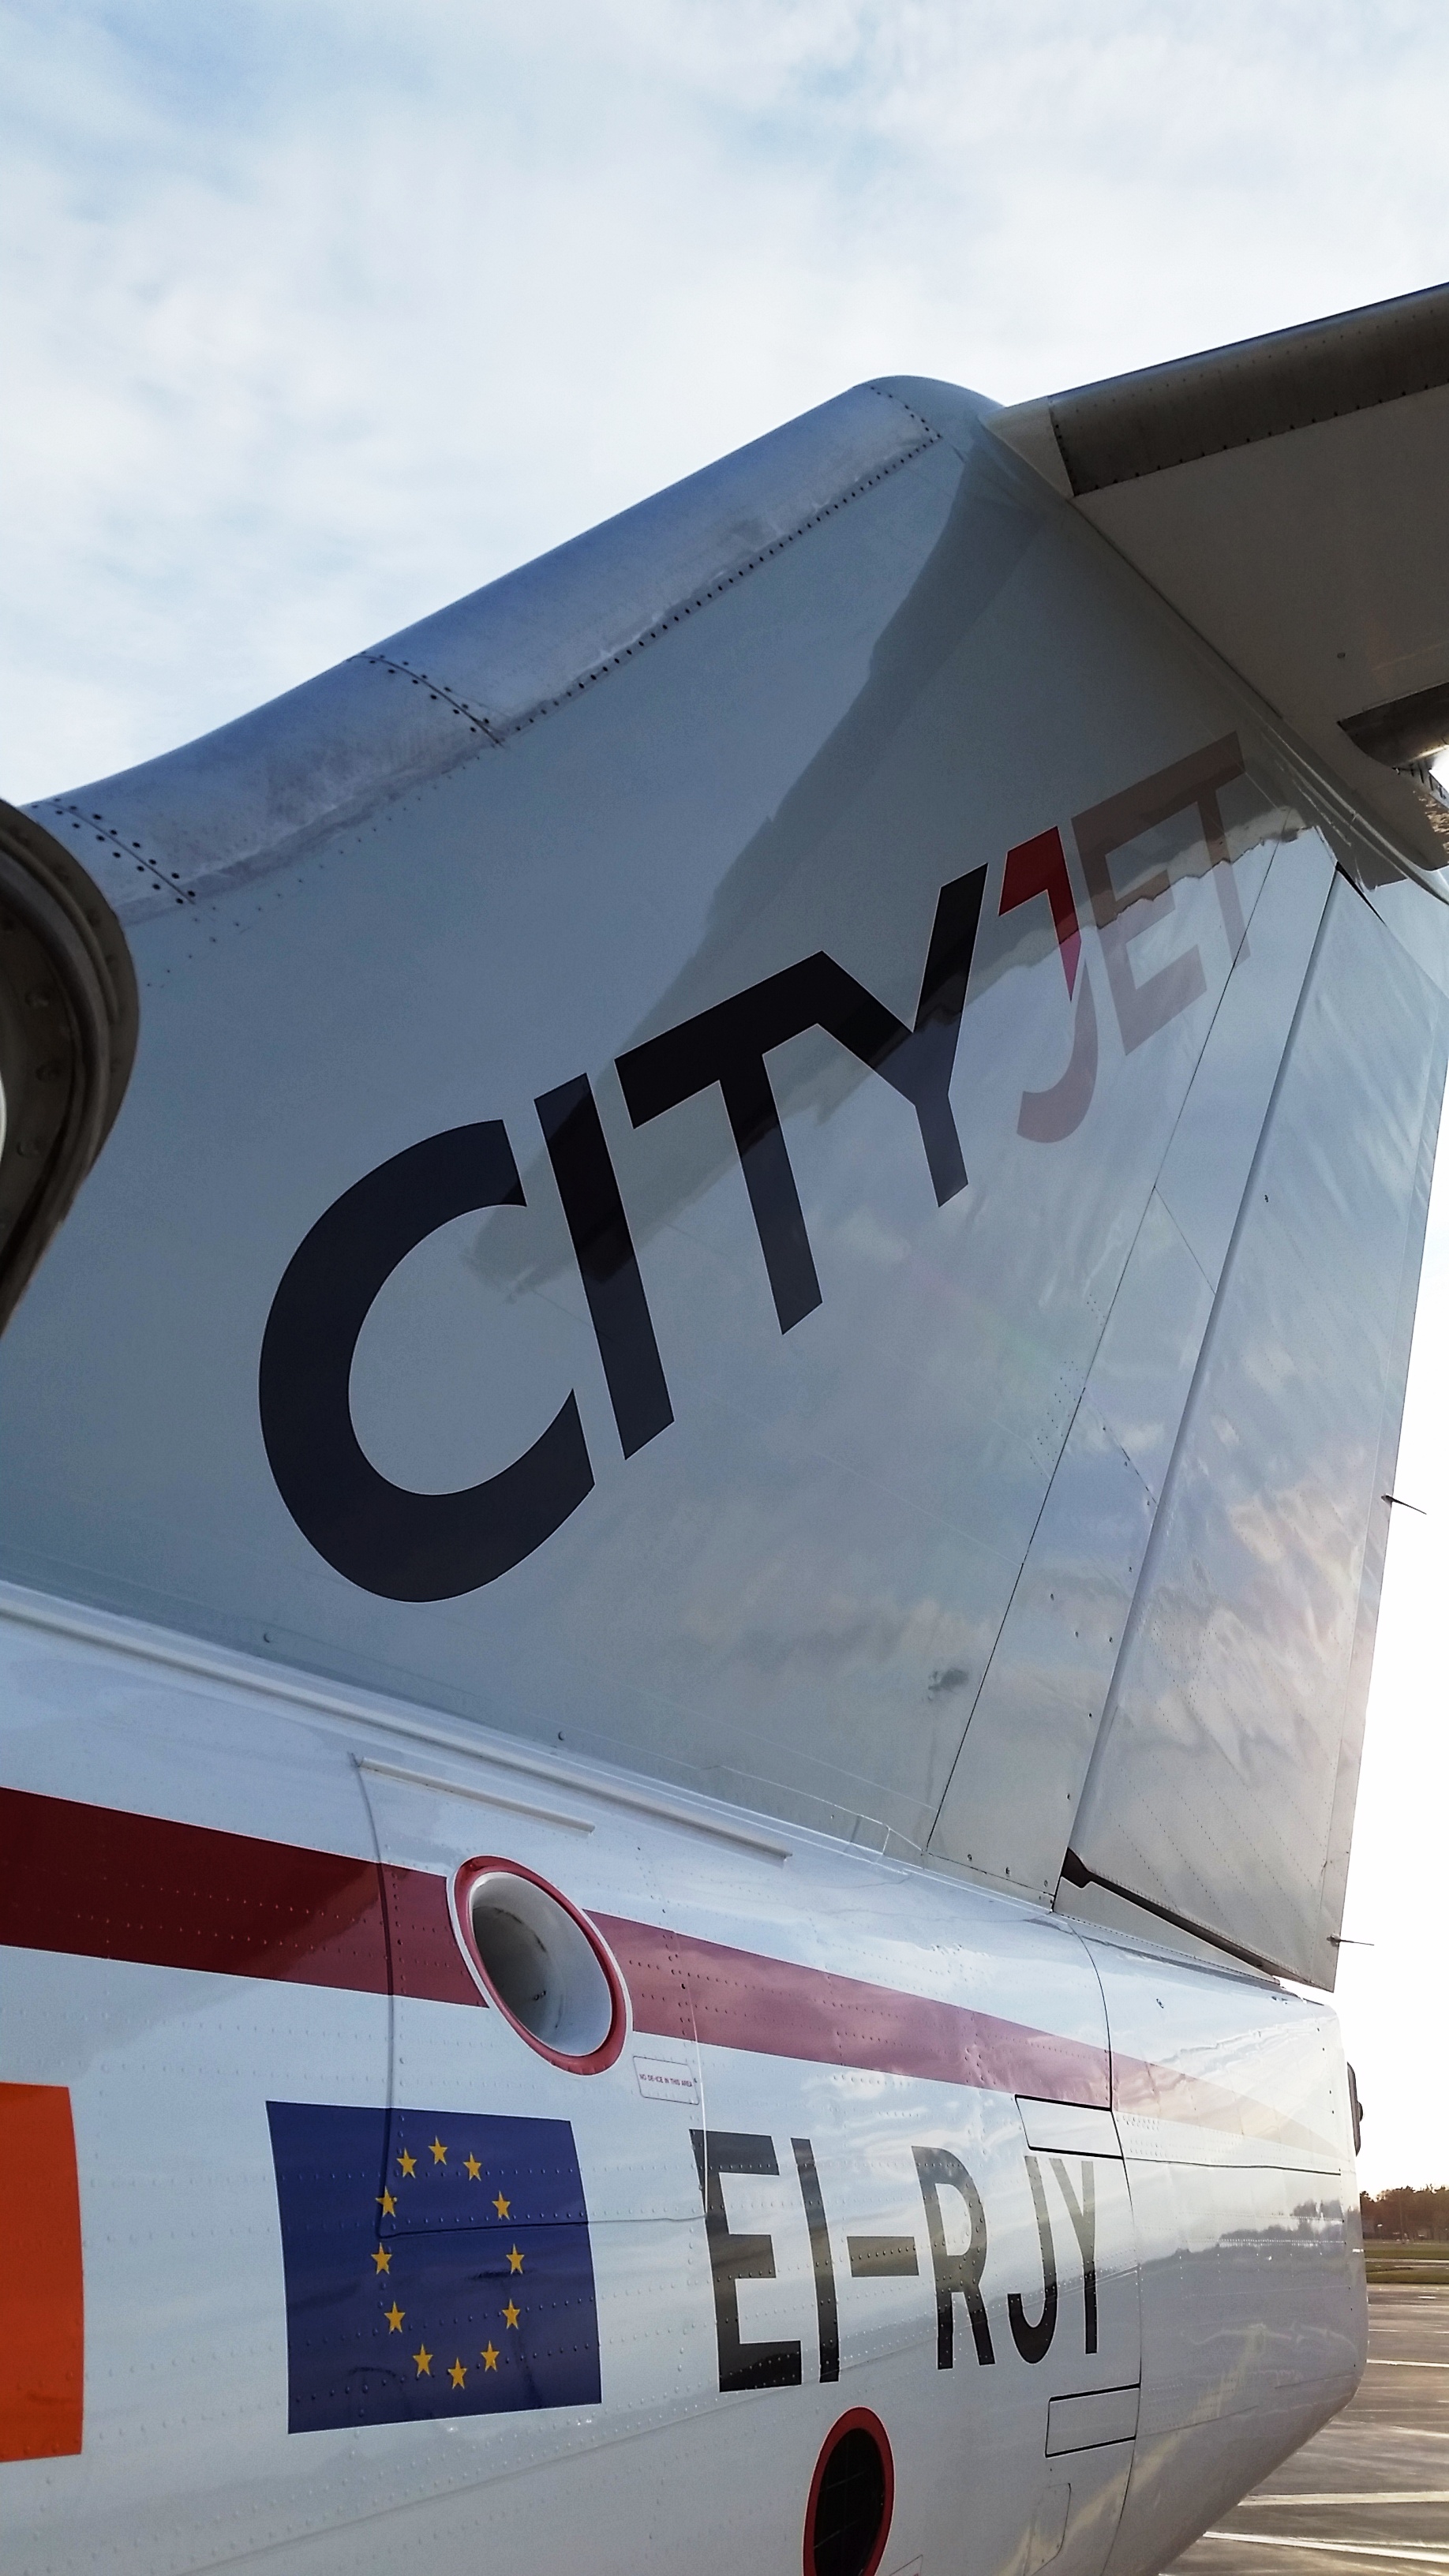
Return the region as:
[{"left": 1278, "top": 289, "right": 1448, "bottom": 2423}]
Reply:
[{"left": 1, "top": 1597, "right": 1365, "bottom": 2575}]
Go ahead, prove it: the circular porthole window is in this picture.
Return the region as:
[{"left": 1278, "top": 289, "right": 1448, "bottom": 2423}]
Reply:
[
  {"left": 454, "top": 1858, "right": 625, "bottom": 2072},
  {"left": 803, "top": 2410, "right": 894, "bottom": 2576}
]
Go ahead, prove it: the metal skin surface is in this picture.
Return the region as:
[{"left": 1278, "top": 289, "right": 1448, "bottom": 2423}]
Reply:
[
  {"left": 5, "top": 387, "right": 1437, "bottom": 1975},
  {"left": 28, "top": 381, "right": 962, "bottom": 923},
  {"left": 1072, "top": 877, "right": 1449, "bottom": 1972},
  {"left": 0, "top": 346, "right": 1431, "bottom": 2569},
  {"left": 0, "top": 1597, "right": 1364, "bottom": 2576}
]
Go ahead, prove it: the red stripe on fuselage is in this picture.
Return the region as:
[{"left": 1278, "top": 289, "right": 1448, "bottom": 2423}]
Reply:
[
  {"left": 593, "top": 1913, "right": 1110, "bottom": 2105},
  {"left": 0, "top": 1784, "right": 1110, "bottom": 2100},
  {"left": 0, "top": 1784, "right": 481, "bottom": 2007},
  {"left": 0, "top": 1788, "right": 1331, "bottom": 2151}
]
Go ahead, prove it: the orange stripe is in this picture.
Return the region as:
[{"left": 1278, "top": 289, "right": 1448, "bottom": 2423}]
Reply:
[{"left": 1, "top": 2084, "right": 83, "bottom": 2462}]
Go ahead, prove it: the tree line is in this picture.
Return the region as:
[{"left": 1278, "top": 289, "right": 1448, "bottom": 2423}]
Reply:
[{"left": 1361, "top": 2184, "right": 1449, "bottom": 2238}]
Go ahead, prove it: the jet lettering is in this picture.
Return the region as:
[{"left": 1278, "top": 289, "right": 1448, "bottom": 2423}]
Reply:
[{"left": 259, "top": 738, "right": 1247, "bottom": 1601}]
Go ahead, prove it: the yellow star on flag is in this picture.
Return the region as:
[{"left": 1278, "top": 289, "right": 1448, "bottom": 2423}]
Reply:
[
  {"left": 371, "top": 2246, "right": 391, "bottom": 2274},
  {"left": 464, "top": 2155, "right": 482, "bottom": 2181},
  {"left": 492, "top": 2191, "right": 511, "bottom": 2218},
  {"left": 384, "top": 2303, "right": 404, "bottom": 2333},
  {"left": 398, "top": 2149, "right": 417, "bottom": 2177},
  {"left": 502, "top": 2301, "right": 520, "bottom": 2330},
  {"left": 377, "top": 2188, "right": 397, "bottom": 2216},
  {"left": 429, "top": 2136, "right": 447, "bottom": 2165},
  {"left": 481, "top": 2342, "right": 500, "bottom": 2371},
  {"left": 414, "top": 2345, "right": 432, "bottom": 2376},
  {"left": 448, "top": 2359, "right": 467, "bottom": 2389},
  {"left": 507, "top": 2245, "right": 524, "bottom": 2274}
]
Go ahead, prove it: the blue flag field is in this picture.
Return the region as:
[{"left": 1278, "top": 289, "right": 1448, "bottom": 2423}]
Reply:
[{"left": 267, "top": 2101, "right": 601, "bottom": 2432}]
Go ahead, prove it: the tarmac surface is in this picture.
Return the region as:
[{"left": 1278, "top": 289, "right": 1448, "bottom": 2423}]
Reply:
[{"left": 1170, "top": 2288, "right": 1449, "bottom": 2576}]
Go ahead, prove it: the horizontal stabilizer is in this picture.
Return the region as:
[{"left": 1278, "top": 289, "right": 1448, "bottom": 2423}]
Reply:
[{"left": 991, "top": 282, "right": 1449, "bottom": 877}]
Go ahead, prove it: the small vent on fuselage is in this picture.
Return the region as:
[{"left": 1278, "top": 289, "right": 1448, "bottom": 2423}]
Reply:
[{"left": 459, "top": 1860, "right": 624, "bottom": 2072}]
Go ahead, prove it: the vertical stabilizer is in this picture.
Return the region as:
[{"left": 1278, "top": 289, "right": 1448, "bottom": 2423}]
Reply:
[{"left": 4, "top": 363, "right": 1447, "bottom": 1984}]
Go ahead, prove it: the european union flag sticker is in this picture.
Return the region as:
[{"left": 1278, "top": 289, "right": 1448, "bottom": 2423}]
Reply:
[{"left": 268, "top": 2102, "right": 601, "bottom": 2432}]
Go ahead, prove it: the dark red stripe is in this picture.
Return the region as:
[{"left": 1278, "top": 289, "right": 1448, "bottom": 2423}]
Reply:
[
  {"left": 593, "top": 1915, "right": 1110, "bottom": 2105},
  {"left": 0, "top": 1786, "right": 480, "bottom": 2008},
  {"left": 380, "top": 1864, "right": 482, "bottom": 2007},
  {"left": 0, "top": 1787, "right": 1108, "bottom": 2099}
]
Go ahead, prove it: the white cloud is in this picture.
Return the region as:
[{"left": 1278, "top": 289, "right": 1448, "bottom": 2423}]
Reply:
[{"left": 6, "top": 1, "right": 1449, "bottom": 792}]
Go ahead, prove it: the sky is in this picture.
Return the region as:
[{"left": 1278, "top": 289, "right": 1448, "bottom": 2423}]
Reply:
[{"left": 5, "top": 0, "right": 1449, "bottom": 2189}]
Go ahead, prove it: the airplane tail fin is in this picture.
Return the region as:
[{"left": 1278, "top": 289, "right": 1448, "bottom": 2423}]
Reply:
[{"left": 6, "top": 307, "right": 1449, "bottom": 1985}]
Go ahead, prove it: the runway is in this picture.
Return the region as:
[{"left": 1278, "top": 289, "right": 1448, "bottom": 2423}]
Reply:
[{"left": 1170, "top": 2289, "right": 1449, "bottom": 2576}]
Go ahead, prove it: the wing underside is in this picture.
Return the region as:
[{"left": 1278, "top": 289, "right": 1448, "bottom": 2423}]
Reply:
[{"left": 991, "top": 279, "right": 1449, "bottom": 878}]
